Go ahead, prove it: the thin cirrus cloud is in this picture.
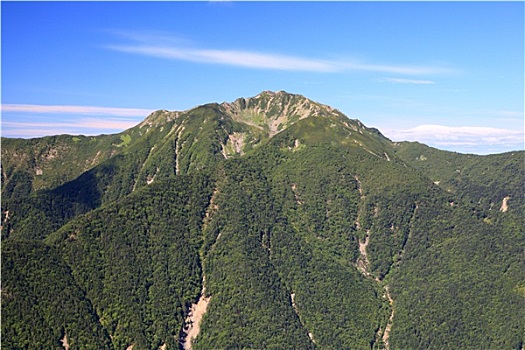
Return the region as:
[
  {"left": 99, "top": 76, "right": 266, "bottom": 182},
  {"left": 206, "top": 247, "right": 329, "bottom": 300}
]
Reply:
[
  {"left": 2, "top": 104, "right": 154, "bottom": 117},
  {"left": 105, "top": 31, "right": 453, "bottom": 75},
  {"left": 3, "top": 118, "right": 140, "bottom": 130},
  {"left": 112, "top": 44, "right": 337, "bottom": 72},
  {"left": 379, "top": 77, "right": 436, "bottom": 85},
  {"left": 1, "top": 104, "right": 154, "bottom": 138},
  {"left": 386, "top": 124, "right": 524, "bottom": 148},
  {"left": 2, "top": 118, "right": 141, "bottom": 138}
]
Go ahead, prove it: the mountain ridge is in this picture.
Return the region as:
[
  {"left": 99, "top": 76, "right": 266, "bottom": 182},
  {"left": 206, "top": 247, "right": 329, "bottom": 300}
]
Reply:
[
  {"left": 1, "top": 90, "right": 393, "bottom": 200},
  {"left": 2, "top": 91, "right": 523, "bottom": 349}
]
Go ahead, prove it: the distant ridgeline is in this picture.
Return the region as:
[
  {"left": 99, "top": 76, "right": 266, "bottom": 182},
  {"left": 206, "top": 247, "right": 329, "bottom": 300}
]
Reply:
[{"left": 2, "top": 91, "right": 524, "bottom": 350}]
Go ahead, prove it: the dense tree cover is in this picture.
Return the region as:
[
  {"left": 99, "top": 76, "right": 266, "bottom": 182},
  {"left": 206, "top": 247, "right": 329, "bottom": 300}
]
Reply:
[
  {"left": 194, "top": 154, "right": 310, "bottom": 348},
  {"left": 196, "top": 172, "right": 316, "bottom": 349},
  {"left": 2, "top": 170, "right": 105, "bottom": 240},
  {"left": 389, "top": 202, "right": 524, "bottom": 349},
  {"left": 196, "top": 142, "right": 387, "bottom": 349},
  {"left": 1, "top": 134, "right": 119, "bottom": 200},
  {"left": 43, "top": 175, "right": 212, "bottom": 349},
  {"left": 2, "top": 240, "right": 112, "bottom": 349},
  {"left": 2, "top": 91, "right": 523, "bottom": 349},
  {"left": 393, "top": 142, "right": 525, "bottom": 213}
]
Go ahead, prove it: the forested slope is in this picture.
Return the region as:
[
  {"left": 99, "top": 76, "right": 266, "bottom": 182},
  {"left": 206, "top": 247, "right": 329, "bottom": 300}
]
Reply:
[
  {"left": 393, "top": 141, "right": 524, "bottom": 213},
  {"left": 2, "top": 239, "right": 112, "bottom": 349},
  {"left": 44, "top": 175, "right": 212, "bottom": 349},
  {"left": 2, "top": 91, "right": 523, "bottom": 349}
]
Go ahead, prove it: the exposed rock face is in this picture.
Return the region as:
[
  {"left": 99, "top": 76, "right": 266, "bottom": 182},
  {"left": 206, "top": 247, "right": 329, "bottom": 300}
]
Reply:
[
  {"left": 500, "top": 196, "right": 510, "bottom": 212},
  {"left": 221, "top": 90, "right": 345, "bottom": 136}
]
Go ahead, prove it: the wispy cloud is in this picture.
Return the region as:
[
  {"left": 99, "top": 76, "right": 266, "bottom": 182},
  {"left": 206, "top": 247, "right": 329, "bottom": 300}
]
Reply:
[
  {"left": 2, "top": 117, "right": 142, "bottom": 138},
  {"left": 1, "top": 104, "right": 153, "bottom": 138},
  {"left": 3, "top": 118, "right": 140, "bottom": 130},
  {"left": 379, "top": 77, "right": 436, "bottom": 85},
  {"left": 483, "top": 109, "right": 523, "bottom": 118},
  {"left": 111, "top": 44, "right": 337, "bottom": 72},
  {"left": 385, "top": 124, "right": 524, "bottom": 148},
  {"left": 2, "top": 104, "right": 153, "bottom": 117},
  {"left": 106, "top": 31, "right": 454, "bottom": 75}
]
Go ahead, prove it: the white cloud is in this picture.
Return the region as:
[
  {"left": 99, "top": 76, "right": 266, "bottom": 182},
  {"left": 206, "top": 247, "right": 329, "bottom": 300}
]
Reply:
[
  {"left": 2, "top": 128, "right": 75, "bottom": 138},
  {"left": 379, "top": 78, "right": 435, "bottom": 85},
  {"left": 110, "top": 44, "right": 337, "bottom": 72},
  {"left": 385, "top": 124, "right": 524, "bottom": 148},
  {"left": 1, "top": 104, "right": 153, "bottom": 138},
  {"left": 485, "top": 110, "right": 523, "bottom": 118},
  {"left": 106, "top": 31, "right": 453, "bottom": 75},
  {"left": 3, "top": 118, "right": 139, "bottom": 130},
  {"left": 2, "top": 117, "right": 141, "bottom": 138},
  {"left": 2, "top": 104, "right": 153, "bottom": 117}
]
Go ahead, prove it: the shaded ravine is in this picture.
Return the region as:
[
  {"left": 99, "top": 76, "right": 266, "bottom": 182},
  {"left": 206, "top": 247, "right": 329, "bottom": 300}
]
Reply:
[
  {"left": 60, "top": 333, "right": 70, "bottom": 350},
  {"left": 381, "top": 285, "right": 394, "bottom": 350},
  {"left": 181, "top": 277, "right": 211, "bottom": 350},
  {"left": 354, "top": 174, "right": 394, "bottom": 350},
  {"left": 180, "top": 187, "right": 221, "bottom": 350},
  {"left": 379, "top": 202, "right": 419, "bottom": 349},
  {"left": 290, "top": 292, "right": 316, "bottom": 344},
  {"left": 356, "top": 233, "right": 394, "bottom": 350}
]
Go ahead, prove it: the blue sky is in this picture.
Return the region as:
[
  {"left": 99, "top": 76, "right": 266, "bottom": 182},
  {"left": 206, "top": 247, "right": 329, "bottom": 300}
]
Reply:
[{"left": 2, "top": 1, "right": 523, "bottom": 154}]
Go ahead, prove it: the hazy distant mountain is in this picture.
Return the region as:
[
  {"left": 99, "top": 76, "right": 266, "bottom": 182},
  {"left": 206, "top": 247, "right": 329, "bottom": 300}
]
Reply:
[{"left": 2, "top": 91, "right": 523, "bottom": 349}]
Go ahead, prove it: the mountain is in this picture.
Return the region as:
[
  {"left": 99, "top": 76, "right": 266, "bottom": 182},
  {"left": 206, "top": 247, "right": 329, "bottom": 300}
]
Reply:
[
  {"left": 393, "top": 141, "right": 524, "bottom": 213},
  {"left": 2, "top": 91, "right": 524, "bottom": 350}
]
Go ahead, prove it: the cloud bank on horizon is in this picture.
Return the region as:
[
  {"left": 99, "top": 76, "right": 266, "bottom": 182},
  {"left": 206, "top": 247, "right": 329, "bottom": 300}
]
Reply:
[{"left": 385, "top": 124, "right": 524, "bottom": 154}]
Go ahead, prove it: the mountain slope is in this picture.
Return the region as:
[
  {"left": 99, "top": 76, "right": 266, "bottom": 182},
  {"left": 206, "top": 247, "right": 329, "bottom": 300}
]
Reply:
[
  {"left": 2, "top": 239, "right": 112, "bottom": 349},
  {"left": 44, "top": 175, "right": 212, "bottom": 349},
  {"left": 1, "top": 134, "right": 119, "bottom": 200},
  {"left": 2, "top": 91, "right": 392, "bottom": 240},
  {"left": 393, "top": 141, "right": 525, "bottom": 213},
  {"left": 2, "top": 91, "right": 523, "bottom": 349}
]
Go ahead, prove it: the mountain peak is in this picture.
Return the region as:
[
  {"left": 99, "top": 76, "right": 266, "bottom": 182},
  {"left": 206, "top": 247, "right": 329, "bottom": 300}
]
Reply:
[
  {"left": 220, "top": 90, "right": 343, "bottom": 136},
  {"left": 254, "top": 90, "right": 304, "bottom": 100},
  {"left": 256, "top": 90, "right": 286, "bottom": 97}
]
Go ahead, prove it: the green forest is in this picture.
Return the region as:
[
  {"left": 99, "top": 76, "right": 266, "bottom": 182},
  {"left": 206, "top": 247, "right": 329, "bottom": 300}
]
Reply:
[{"left": 2, "top": 91, "right": 524, "bottom": 349}]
